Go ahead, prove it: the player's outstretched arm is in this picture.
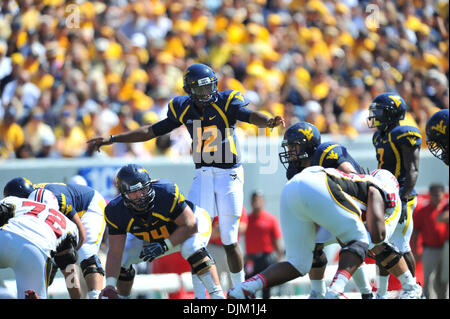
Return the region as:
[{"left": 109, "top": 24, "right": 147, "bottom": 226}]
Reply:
[
  {"left": 249, "top": 111, "right": 285, "bottom": 128},
  {"left": 87, "top": 124, "right": 156, "bottom": 152}
]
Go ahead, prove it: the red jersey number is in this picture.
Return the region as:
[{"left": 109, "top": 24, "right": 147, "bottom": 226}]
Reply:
[{"left": 23, "top": 201, "right": 67, "bottom": 238}]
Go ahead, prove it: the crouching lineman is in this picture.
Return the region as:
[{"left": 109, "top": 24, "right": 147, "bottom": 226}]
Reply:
[
  {"left": 228, "top": 166, "right": 423, "bottom": 299},
  {"left": 0, "top": 189, "right": 79, "bottom": 299},
  {"left": 3, "top": 177, "right": 107, "bottom": 299},
  {"left": 99, "top": 164, "right": 224, "bottom": 299}
]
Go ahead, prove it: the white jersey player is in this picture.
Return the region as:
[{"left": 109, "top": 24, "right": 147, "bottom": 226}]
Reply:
[
  {"left": 0, "top": 190, "right": 79, "bottom": 299},
  {"left": 228, "top": 166, "right": 423, "bottom": 299}
]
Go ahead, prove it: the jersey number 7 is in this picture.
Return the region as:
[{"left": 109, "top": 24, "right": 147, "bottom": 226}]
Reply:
[{"left": 23, "top": 201, "right": 67, "bottom": 238}]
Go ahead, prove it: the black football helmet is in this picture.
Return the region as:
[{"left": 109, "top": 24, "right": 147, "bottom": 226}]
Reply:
[
  {"left": 115, "top": 164, "right": 156, "bottom": 213},
  {"left": 279, "top": 122, "right": 321, "bottom": 170},
  {"left": 426, "top": 109, "right": 449, "bottom": 165},
  {"left": 3, "top": 177, "right": 35, "bottom": 198},
  {"left": 367, "top": 93, "right": 407, "bottom": 133},
  {"left": 183, "top": 63, "right": 218, "bottom": 107}
]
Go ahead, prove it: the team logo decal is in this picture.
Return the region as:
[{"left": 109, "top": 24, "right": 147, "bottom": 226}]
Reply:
[
  {"left": 432, "top": 120, "right": 447, "bottom": 135},
  {"left": 326, "top": 150, "right": 339, "bottom": 160},
  {"left": 298, "top": 127, "right": 313, "bottom": 141},
  {"left": 407, "top": 137, "right": 417, "bottom": 146},
  {"left": 388, "top": 95, "right": 402, "bottom": 107}
]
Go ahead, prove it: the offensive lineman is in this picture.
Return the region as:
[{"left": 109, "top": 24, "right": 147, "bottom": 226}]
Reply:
[
  {"left": 367, "top": 93, "right": 422, "bottom": 298},
  {"left": 0, "top": 189, "right": 79, "bottom": 299},
  {"left": 3, "top": 177, "right": 107, "bottom": 299},
  {"left": 88, "top": 63, "right": 284, "bottom": 295},
  {"left": 279, "top": 121, "right": 373, "bottom": 299},
  {"left": 99, "top": 164, "right": 224, "bottom": 299},
  {"left": 228, "top": 167, "right": 423, "bottom": 299}
]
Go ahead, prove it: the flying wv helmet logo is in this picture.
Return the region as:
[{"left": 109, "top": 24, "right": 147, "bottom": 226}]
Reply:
[
  {"left": 432, "top": 120, "right": 447, "bottom": 135},
  {"left": 298, "top": 127, "right": 313, "bottom": 141},
  {"left": 388, "top": 95, "right": 402, "bottom": 107}
]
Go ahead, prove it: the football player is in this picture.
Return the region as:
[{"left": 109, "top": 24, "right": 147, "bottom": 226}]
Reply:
[
  {"left": 0, "top": 189, "right": 79, "bottom": 299},
  {"left": 3, "top": 177, "right": 107, "bottom": 299},
  {"left": 99, "top": 164, "right": 224, "bottom": 299},
  {"left": 228, "top": 167, "right": 423, "bottom": 299},
  {"left": 279, "top": 122, "right": 374, "bottom": 299},
  {"left": 426, "top": 108, "right": 448, "bottom": 166},
  {"left": 367, "top": 93, "right": 422, "bottom": 298},
  {"left": 88, "top": 63, "right": 285, "bottom": 294}
]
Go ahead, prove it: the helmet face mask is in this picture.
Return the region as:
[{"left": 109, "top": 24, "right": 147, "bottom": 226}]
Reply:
[
  {"left": 426, "top": 109, "right": 449, "bottom": 165},
  {"left": 116, "top": 165, "right": 155, "bottom": 214},
  {"left": 279, "top": 122, "right": 321, "bottom": 171},
  {"left": 183, "top": 64, "right": 218, "bottom": 107}
]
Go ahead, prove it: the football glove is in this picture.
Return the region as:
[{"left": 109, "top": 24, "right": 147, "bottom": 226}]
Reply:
[
  {"left": 139, "top": 241, "right": 169, "bottom": 262},
  {"left": 0, "top": 202, "right": 14, "bottom": 227}
]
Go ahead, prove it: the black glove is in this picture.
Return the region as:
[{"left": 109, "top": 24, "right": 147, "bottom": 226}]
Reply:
[
  {"left": 0, "top": 203, "right": 14, "bottom": 227},
  {"left": 139, "top": 241, "right": 169, "bottom": 262},
  {"left": 52, "top": 233, "right": 78, "bottom": 269},
  {"left": 399, "top": 199, "right": 408, "bottom": 224},
  {"left": 54, "top": 233, "right": 78, "bottom": 254}
]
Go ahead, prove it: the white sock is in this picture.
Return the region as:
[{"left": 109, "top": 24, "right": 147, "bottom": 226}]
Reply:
[
  {"left": 230, "top": 269, "right": 245, "bottom": 286},
  {"left": 198, "top": 272, "right": 225, "bottom": 299},
  {"left": 192, "top": 274, "right": 207, "bottom": 299},
  {"left": 329, "top": 270, "right": 351, "bottom": 294},
  {"left": 352, "top": 265, "right": 373, "bottom": 294},
  {"left": 88, "top": 289, "right": 101, "bottom": 299},
  {"left": 310, "top": 280, "right": 326, "bottom": 295},
  {"left": 241, "top": 273, "right": 266, "bottom": 294},
  {"left": 398, "top": 272, "right": 416, "bottom": 290},
  {"left": 377, "top": 275, "right": 389, "bottom": 296},
  {"left": 118, "top": 294, "right": 131, "bottom": 299}
]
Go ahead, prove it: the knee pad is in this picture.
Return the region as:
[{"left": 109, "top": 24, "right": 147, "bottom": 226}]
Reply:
[
  {"left": 80, "top": 254, "right": 105, "bottom": 278},
  {"left": 311, "top": 246, "right": 328, "bottom": 268},
  {"left": 187, "top": 247, "right": 216, "bottom": 275},
  {"left": 340, "top": 240, "right": 368, "bottom": 263},
  {"left": 118, "top": 265, "right": 136, "bottom": 282},
  {"left": 374, "top": 244, "right": 402, "bottom": 270}
]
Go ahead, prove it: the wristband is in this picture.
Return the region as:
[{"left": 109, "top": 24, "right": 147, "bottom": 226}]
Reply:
[
  {"left": 164, "top": 238, "right": 173, "bottom": 250},
  {"left": 105, "top": 277, "right": 117, "bottom": 287}
]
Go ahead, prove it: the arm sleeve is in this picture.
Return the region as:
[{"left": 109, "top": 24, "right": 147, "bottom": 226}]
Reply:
[{"left": 152, "top": 118, "right": 182, "bottom": 137}]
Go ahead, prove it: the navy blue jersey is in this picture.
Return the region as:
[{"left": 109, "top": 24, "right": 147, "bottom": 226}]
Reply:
[
  {"left": 153, "top": 90, "right": 252, "bottom": 169},
  {"left": 33, "top": 182, "right": 95, "bottom": 218},
  {"left": 372, "top": 125, "right": 422, "bottom": 197},
  {"left": 104, "top": 179, "right": 194, "bottom": 243},
  {"left": 286, "top": 142, "right": 363, "bottom": 180}
]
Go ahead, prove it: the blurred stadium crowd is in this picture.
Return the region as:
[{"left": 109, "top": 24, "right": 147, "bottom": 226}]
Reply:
[{"left": 0, "top": 0, "right": 448, "bottom": 159}]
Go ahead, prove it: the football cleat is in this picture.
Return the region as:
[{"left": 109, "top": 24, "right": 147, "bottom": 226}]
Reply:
[
  {"left": 308, "top": 290, "right": 325, "bottom": 299},
  {"left": 24, "top": 289, "right": 39, "bottom": 299},
  {"left": 325, "top": 289, "right": 348, "bottom": 299},
  {"left": 361, "top": 292, "right": 375, "bottom": 299},
  {"left": 398, "top": 284, "right": 425, "bottom": 299},
  {"left": 227, "top": 284, "right": 256, "bottom": 299},
  {"left": 376, "top": 293, "right": 388, "bottom": 299}
]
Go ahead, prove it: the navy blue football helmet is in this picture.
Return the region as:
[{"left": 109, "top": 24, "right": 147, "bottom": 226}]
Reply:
[
  {"left": 279, "top": 122, "right": 321, "bottom": 170},
  {"left": 426, "top": 109, "right": 449, "bottom": 165},
  {"left": 116, "top": 164, "right": 155, "bottom": 213},
  {"left": 183, "top": 63, "right": 218, "bottom": 107},
  {"left": 3, "top": 177, "right": 35, "bottom": 198},
  {"left": 367, "top": 93, "right": 407, "bottom": 133}
]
